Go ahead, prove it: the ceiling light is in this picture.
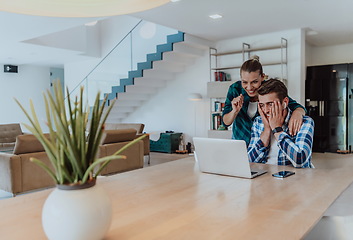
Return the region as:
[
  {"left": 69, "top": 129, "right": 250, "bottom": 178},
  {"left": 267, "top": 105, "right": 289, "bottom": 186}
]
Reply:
[
  {"left": 0, "top": 0, "right": 170, "bottom": 18},
  {"left": 188, "top": 93, "right": 203, "bottom": 101},
  {"left": 209, "top": 14, "right": 223, "bottom": 19},
  {"left": 170, "top": 0, "right": 181, "bottom": 2}
]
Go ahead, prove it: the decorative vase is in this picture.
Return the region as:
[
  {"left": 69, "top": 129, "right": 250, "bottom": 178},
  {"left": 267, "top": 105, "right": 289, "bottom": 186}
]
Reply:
[{"left": 42, "top": 179, "right": 112, "bottom": 240}]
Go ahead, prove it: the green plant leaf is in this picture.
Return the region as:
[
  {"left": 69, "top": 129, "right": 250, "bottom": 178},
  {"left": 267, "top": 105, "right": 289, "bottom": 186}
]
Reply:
[
  {"left": 94, "top": 133, "right": 147, "bottom": 177},
  {"left": 16, "top": 80, "right": 120, "bottom": 185},
  {"left": 82, "top": 155, "right": 127, "bottom": 183}
]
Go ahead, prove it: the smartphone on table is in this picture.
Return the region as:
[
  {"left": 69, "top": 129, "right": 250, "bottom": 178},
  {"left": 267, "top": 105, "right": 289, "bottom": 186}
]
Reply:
[{"left": 272, "top": 171, "right": 295, "bottom": 178}]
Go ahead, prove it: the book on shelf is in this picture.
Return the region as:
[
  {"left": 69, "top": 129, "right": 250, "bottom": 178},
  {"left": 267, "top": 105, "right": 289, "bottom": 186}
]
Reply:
[
  {"left": 214, "top": 101, "right": 225, "bottom": 112},
  {"left": 214, "top": 101, "right": 221, "bottom": 112},
  {"left": 212, "top": 113, "right": 222, "bottom": 130},
  {"left": 226, "top": 73, "right": 231, "bottom": 81},
  {"left": 221, "top": 102, "right": 225, "bottom": 111},
  {"left": 211, "top": 113, "right": 229, "bottom": 131},
  {"left": 214, "top": 71, "right": 226, "bottom": 81},
  {"left": 214, "top": 71, "right": 231, "bottom": 81}
]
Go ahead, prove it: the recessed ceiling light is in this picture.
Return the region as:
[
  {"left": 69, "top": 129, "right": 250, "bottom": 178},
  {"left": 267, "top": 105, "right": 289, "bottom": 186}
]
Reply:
[
  {"left": 209, "top": 14, "right": 223, "bottom": 19},
  {"left": 170, "top": 0, "right": 181, "bottom": 2}
]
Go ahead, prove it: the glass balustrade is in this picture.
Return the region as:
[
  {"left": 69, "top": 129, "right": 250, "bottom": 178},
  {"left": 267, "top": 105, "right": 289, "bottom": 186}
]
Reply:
[{"left": 68, "top": 20, "right": 178, "bottom": 108}]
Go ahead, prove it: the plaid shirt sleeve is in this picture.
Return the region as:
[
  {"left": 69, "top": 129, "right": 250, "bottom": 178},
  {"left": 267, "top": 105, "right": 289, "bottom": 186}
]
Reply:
[
  {"left": 248, "top": 115, "right": 314, "bottom": 168},
  {"left": 247, "top": 116, "right": 269, "bottom": 163},
  {"left": 222, "top": 82, "right": 242, "bottom": 124},
  {"left": 277, "top": 116, "right": 315, "bottom": 168}
]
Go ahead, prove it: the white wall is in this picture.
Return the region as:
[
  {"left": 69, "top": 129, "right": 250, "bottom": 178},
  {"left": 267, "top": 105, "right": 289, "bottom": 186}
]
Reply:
[
  {"left": 64, "top": 15, "right": 177, "bottom": 104},
  {"left": 307, "top": 42, "right": 353, "bottom": 66},
  {"left": 124, "top": 51, "right": 210, "bottom": 144},
  {"left": 215, "top": 28, "right": 305, "bottom": 104},
  {"left": 0, "top": 65, "right": 50, "bottom": 131},
  {"left": 64, "top": 15, "right": 141, "bottom": 96}
]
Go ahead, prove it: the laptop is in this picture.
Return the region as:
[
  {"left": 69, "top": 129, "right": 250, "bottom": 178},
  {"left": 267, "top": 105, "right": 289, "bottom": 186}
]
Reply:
[{"left": 193, "top": 137, "right": 267, "bottom": 179}]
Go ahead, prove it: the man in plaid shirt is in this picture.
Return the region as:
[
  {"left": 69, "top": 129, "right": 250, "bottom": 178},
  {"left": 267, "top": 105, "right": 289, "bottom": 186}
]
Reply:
[{"left": 248, "top": 79, "right": 314, "bottom": 168}]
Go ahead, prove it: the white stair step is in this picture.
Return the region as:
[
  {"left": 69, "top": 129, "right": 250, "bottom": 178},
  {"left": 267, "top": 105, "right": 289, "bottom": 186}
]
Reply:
[
  {"left": 125, "top": 85, "right": 158, "bottom": 94},
  {"left": 133, "top": 77, "right": 167, "bottom": 87},
  {"left": 162, "top": 52, "right": 196, "bottom": 65},
  {"left": 183, "top": 34, "right": 215, "bottom": 49},
  {"left": 141, "top": 69, "right": 175, "bottom": 80},
  {"left": 113, "top": 100, "right": 142, "bottom": 107},
  {"left": 106, "top": 112, "right": 128, "bottom": 120},
  {"left": 117, "top": 92, "right": 150, "bottom": 101},
  {"left": 173, "top": 43, "right": 206, "bottom": 57},
  {"left": 152, "top": 61, "right": 185, "bottom": 72},
  {"left": 110, "top": 106, "right": 136, "bottom": 113}
]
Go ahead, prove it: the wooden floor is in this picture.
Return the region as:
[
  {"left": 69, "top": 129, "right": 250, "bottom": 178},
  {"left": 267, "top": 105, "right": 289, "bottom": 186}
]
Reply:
[
  {"left": 144, "top": 152, "right": 191, "bottom": 167},
  {"left": 311, "top": 152, "right": 353, "bottom": 169}
]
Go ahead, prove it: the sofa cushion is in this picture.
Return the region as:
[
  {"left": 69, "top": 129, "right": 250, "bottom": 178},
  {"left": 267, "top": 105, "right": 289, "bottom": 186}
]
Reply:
[
  {"left": 0, "top": 123, "right": 23, "bottom": 143},
  {"left": 0, "top": 142, "right": 16, "bottom": 148},
  {"left": 104, "top": 123, "right": 144, "bottom": 134},
  {"left": 102, "top": 129, "right": 137, "bottom": 144},
  {"left": 13, "top": 134, "right": 48, "bottom": 154}
]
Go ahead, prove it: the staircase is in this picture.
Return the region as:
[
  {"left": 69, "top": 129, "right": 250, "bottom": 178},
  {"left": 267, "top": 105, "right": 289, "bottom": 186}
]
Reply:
[{"left": 104, "top": 32, "right": 213, "bottom": 122}]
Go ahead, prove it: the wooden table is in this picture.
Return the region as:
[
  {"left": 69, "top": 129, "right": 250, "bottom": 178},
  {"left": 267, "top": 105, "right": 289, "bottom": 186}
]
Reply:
[{"left": 1, "top": 157, "right": 353, "bottom": 240}]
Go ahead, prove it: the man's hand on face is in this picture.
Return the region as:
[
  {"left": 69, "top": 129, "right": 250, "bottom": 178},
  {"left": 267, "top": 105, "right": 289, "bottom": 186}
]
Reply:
[
  {"left": 268, "top": 100, "right": 286, "bottom": 130},
  {"left": 258, "top": 102, "right": 270, "bottom": 130}
]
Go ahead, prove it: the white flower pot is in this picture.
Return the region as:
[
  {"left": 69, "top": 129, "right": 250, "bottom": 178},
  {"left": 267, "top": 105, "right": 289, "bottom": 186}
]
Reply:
[{"left": 42, "top": 181, "right": 112, "bottom": 240}]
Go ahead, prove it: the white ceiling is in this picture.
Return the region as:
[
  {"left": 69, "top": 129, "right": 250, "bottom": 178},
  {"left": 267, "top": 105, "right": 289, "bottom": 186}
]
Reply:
[{"left": 1, "top": 0, "right": 353, "bottom": 67}]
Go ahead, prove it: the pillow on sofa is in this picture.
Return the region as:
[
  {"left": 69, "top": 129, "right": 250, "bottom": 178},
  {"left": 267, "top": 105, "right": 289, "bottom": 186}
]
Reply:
[
  {"left": 13, "top": 134, "right": 48, "bottom": 154},
  {"left": 102, "top": 129, "right": 137, "bottom": 144},
  {"left": 0, "top": 123, "right": 23, "bottom": 143},
  {"left": 104, "top": 123, "right": 144, "bottom": 134}
]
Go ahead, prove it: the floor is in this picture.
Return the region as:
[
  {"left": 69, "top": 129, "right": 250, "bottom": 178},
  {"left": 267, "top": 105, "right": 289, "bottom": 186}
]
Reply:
[
  {"left": 144, "top": 151, "right": 191, "bottom": 167},
  {"left": 1, "top": 152, "right": 352, "bottom": 200}
]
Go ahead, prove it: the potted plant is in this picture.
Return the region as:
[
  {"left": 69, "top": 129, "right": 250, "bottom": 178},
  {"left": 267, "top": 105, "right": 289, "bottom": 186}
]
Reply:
[{"left": 16, "top": 81, "right": 146, "bottom": 240}]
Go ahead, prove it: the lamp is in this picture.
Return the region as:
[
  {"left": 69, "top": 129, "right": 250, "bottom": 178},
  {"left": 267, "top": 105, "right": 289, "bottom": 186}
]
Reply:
[
  {"left": 0, "top": 0, "right": 170, "bottom": 18},
  {"left": 188, "top": 93, "right": 202, "bottom": 101},
  {"left": 188, "top": 93, "right": 202, "bottom": 150}
]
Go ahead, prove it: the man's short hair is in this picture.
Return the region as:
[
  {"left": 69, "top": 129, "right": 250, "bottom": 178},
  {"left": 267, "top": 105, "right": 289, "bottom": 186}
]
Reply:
[{"left": 257, "top": 78, "right": 288, "bottom": 101}]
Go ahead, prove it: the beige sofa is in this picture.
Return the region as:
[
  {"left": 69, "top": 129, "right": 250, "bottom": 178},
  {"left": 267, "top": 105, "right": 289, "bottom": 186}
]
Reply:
[
  {"left": 0, "top": 123, "right": 23, "bottom": 151},
  {"left": 0, "top": 134, "right": 55, "bottom": 195},
  {"left": 0, "top": 128, "right": 145, "bottom": 195},
  {"left": 99, "top": 128, "right": 144, "bottom": 175},
  {"left": 105, "top": 123, "right": 150, "bottom": 164}
]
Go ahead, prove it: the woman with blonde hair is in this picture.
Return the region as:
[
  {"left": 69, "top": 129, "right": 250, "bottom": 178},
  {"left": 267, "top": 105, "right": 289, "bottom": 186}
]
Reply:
[{"left": 222, "top": 56, "right": 305, "bottom": 145}]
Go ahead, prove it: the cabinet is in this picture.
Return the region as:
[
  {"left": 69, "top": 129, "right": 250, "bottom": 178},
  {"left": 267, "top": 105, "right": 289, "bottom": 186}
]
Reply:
[
  {"left": 305, "top": 64, "right": 353, "bottom": 153},
  {"left": 207, "top": 38, "right": 288, "bottom": 139},
  {"left": 150, "top": 132, "right": 182, "bottom": 153}
]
